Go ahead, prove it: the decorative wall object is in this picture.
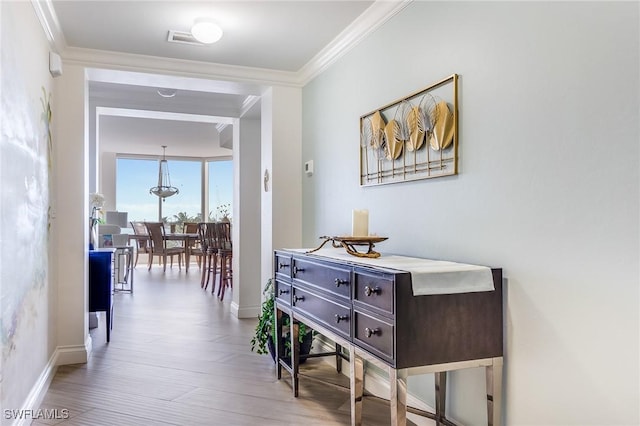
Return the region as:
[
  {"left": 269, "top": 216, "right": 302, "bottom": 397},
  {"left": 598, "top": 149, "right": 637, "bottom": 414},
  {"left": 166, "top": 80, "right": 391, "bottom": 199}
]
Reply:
[
  {"left": 1, "top": 2, "right": 52, "bottom": 412},
  {"left": 40, "top": 87, "right": 54, "bottom": 232},
  {"left": 360, "top": 74, "right": 458, "bottom": 186}
]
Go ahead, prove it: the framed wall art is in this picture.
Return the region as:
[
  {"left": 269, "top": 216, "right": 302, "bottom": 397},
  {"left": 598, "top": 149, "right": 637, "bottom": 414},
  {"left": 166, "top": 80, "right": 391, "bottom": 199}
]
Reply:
[{"left": 360, "top": 74, "right": 458, "bottom": 186}]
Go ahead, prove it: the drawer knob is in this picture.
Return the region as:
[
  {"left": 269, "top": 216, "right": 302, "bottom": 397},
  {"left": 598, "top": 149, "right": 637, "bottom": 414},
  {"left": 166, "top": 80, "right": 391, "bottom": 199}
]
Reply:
[
  {"left": 364, "top": 286, "right": 381, "bottom": 296},
  {"left": 278, "top": 289, "right": 289, "bottom": 295},
  {"left": 334, "top": 278, "right": 348, "bottom": 287},
  {"left": 364, "top": 327, "right": 380, "bottom": 338},
  {"left": 293, "top": 266, "right": 305, "bottom": 274},
  {"left": 278, "top": 263, "right": 290, "bottom": 269},
  {"left": 334, "top": 314, "right": 349, "bottom": 323},
  {"left": 294, "top": 295, "right": 305, "bottom": 303}
]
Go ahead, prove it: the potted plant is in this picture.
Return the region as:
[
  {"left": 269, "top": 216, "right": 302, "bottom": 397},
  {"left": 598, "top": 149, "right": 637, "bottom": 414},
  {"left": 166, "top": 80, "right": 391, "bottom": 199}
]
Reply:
[{"left": 251, "top": 278, "right": 313, "bottom": 363}]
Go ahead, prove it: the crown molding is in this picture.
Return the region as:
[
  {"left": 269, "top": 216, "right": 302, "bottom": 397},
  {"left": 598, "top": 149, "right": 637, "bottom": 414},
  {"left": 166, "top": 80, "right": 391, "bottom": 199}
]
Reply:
[
  {"left": 32, "top": 0, "right": 411, "bottom": 89},
  {"left": 240, "top": 95, "right": 261, "bottom": 117},
  {"left": 31, "top": 0, "right": 67, "bottom": 53},
  {"left": 63, "top": 46, "right": 302, "bottom": 88},
  {"left": 296, "top": 0, "right": 413, "bottom": 85},
  {"left": 96, "top": 107, "right": 235, "bottom": 125}
]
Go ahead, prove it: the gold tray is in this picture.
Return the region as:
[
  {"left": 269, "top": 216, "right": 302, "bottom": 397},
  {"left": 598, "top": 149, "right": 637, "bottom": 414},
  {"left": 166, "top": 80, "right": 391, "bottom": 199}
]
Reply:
[{"left": 307, "top": 236, "right": 388, "bottom": 258}]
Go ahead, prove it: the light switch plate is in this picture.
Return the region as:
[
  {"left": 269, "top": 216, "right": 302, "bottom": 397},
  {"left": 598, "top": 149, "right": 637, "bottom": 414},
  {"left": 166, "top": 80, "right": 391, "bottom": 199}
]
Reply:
[{"left": 304, "top": 160, "right": 314, "bottom": 176}]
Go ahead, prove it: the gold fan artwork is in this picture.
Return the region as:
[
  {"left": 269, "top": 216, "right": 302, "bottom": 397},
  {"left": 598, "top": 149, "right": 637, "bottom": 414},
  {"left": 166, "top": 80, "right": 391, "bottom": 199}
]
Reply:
[
  {"left": 406, "top": 94, "right": 437, "bottom": 152},
  {"left": 361, "top": 98, "right": 454, "bottom": 158},
  {"left": 359, "top": 74, "right": 458, "bottom": 186},
  {"left": 370, "top": 110, "right": 385, "bottom": 149},
  {"left": 384, "top": 119, "right": 403, "bottom": 160},
  {"left": 429, "top": 101, "right": 454, "bottom": 151},
  {"left": 406, "top": 106, "right": 425, "bottom": 151},
  {"left": 360, "top": 111, "right": 386, "bottom": 161}
]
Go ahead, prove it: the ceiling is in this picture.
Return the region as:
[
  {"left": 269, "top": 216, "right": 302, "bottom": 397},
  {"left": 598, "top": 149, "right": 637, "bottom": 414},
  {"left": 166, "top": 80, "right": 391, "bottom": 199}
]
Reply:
[
  {"left": 46, "top": 1, "right": 397, "bottom": 156},
  {"left": 52, "top": 1, "right": 374, "bottom": 72}
]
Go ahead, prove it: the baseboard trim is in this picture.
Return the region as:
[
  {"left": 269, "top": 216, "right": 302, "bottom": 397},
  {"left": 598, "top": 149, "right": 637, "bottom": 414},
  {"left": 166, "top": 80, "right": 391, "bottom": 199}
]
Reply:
[
  {"left": 230, "top": 302, "right": 259, "bottom": 319},
  {"left": 55, "top": 335, "right": 92, "bottom": 366},
  {"left": 13, "top": 335, "right": 92, "bottom": 426},
  {"left": 13, "top": 350, "right": 59, "bottom": 426}
]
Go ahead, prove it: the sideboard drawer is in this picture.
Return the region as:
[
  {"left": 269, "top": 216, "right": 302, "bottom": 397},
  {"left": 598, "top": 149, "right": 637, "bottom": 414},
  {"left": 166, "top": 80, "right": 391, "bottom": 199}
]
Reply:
[
  {"left": 354, "top": 311, "right": 394, "bottom": 362},
  {"left": 293, "top": 287, "right": 351, "bottom": 339},
  {"left": 354, "top": 271, "right": 394, "bottom": 316},
  {"left": 275, "top": 253, "right": 292, "bottom": 281},
  {"left": 275, "top": 280, "right": 292, "bottom": 307},
  {"left": 292, "top": 257, "right": 351, "bottom": 300}
]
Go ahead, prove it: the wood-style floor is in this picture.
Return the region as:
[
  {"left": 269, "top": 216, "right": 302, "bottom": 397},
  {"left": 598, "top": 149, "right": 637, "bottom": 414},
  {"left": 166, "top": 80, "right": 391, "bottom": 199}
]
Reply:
[{"left": 35, "top": 258, "right": 414, "bottom": 425}]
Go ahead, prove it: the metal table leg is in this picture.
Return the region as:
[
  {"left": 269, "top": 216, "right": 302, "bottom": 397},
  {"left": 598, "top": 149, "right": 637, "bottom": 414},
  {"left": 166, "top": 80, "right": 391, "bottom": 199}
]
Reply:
[
  {"left": 275, "top": 309, "right": 284, "bottom": 380},
  {"left": 350, "top": 350, "right": 364, "bottom": 426},
  {"left": 291, "top": 322, "right": 300, "bottom": 397},
  {"left": 435, "top": 371, "right": 447, "bottom": 425},
  {"left": 390, "top": 368, "right": 408, "bottom": 426},
  {"left": 486, "top": 358, "right": 503, "bottom": 426}
]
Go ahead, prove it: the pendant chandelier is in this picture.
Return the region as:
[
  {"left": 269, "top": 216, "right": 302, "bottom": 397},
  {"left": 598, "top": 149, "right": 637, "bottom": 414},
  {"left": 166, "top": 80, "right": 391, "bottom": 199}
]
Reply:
[{"left": 149, "top": 145, "right": 179, "bottom": 201}]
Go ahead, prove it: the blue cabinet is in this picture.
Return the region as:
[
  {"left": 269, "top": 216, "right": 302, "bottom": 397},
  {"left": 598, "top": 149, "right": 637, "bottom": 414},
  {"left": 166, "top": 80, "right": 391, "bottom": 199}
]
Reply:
[{"left": 89, "top": 250, "right": 114, "bottom": 342}]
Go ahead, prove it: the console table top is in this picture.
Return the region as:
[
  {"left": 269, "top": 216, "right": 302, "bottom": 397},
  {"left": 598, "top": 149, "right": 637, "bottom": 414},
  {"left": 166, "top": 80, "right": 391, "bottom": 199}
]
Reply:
[{"left": 282, "top": 247, "right": 495, "bottom": 296}]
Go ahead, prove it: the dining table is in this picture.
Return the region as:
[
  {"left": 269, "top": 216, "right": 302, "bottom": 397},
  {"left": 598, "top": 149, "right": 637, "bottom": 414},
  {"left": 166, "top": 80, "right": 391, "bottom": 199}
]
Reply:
[
  {"left": 128, "top": 232, "right": 200, "bottom": 272},
  {"left": 164, "top": 233, "right": 199, "bottom": 272}
]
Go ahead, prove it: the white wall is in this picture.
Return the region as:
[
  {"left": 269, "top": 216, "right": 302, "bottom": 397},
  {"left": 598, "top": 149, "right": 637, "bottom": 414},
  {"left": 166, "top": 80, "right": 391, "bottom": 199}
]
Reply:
[
  {"left": 260, "top": 86, "right": 303, "bottom": 293},
  {"left": 231, "top": 117, "right": 262, "bottom": 318},
  {"left": 52, "top": 62, "right": 91, "bottom": 367},
  {"left": 302, "top": 2, "right": 639, "bottom": 425},
  {"left": 0, "top": 1, "right": 55, "bottom": 418},
  {"left": 99, "top": 151, "right": 116, "bottom": 210}
]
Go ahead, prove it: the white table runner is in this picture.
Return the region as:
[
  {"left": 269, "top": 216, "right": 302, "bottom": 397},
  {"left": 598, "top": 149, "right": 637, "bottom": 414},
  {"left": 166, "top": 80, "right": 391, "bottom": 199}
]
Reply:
[{"left": 286, "top": 247, "right": 495, "bottom": 296}]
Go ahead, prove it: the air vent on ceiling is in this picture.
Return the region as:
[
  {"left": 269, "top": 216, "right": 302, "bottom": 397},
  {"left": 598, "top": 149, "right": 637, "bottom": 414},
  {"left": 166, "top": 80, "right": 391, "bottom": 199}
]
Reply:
[{"left": 167, "top": 30, "right": 204, "bottom": 46}]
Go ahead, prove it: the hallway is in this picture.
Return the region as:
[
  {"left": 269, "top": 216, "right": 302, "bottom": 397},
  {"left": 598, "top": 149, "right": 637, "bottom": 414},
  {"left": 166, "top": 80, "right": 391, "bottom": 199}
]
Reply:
[{"left": 35, "top": 263, "right": 400, "bottom": 425}]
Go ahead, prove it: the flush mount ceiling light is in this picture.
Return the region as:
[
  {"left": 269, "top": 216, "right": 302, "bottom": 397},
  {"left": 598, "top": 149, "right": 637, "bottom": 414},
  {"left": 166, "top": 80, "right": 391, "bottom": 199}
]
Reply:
[
  {"left": 157, "top": 88, "right": 177, "bottom": 98},
  {"left": 191, "top": 18, "right": 223, "bottom": 44}
]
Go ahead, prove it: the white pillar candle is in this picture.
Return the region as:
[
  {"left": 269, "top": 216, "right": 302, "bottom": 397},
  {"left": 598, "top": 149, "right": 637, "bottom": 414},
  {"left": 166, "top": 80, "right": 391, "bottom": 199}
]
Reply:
[{"left": 352, "top": 209, "right": 369, "bottom": 237}]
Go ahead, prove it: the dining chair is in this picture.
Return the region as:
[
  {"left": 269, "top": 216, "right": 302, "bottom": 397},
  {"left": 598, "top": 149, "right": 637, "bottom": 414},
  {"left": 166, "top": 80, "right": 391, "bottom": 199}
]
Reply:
[
  {"left": 184, "top": 222, "right": 199, "bottom": 233},
  {"left": 184, "top": 222, "right": 203, "bottom": 268},
  {"left": 196, "top": 223, "right": 208, "bottom": 287},
  {"left": 201, "top": 222, "right": 219, "bottom": 291},
  {"left": 144, "top": 222, "right": 185, "bottom": 272},
  {"left": 215, "top": 221, "right": 233, "bottom": 301},
  {"left": 130, "top": 221, "right": 150, "bottom": 267}
]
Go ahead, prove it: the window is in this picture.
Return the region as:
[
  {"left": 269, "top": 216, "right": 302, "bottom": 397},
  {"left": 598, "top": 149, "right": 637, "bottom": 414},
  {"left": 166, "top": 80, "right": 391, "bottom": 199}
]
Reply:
[
  {"left": 116, "top": 158, "right": 160, "bottom": 222},
  {"left": 116, "top": 157, "right": 233, "bottom": 227},
  {"left": 162, "top": 159, "right": 202, "bottom": 223},
  {"left": 208, "top": 160, "right": 233, "bottom": 221}
]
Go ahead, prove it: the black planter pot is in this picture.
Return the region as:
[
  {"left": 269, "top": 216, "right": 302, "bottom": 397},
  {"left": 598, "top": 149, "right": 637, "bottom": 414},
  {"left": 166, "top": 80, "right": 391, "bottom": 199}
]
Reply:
[
  {"left": 267, "top": 332, "right": 313, "bottom": 364},
  {"left": 267, "top": 335, "right": 276, "bottom": 361}
]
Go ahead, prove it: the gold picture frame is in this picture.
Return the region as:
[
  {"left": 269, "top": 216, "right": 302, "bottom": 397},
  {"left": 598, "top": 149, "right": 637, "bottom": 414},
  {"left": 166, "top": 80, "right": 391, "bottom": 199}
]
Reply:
[{"left": 360, "top": 74, "right": 458, "bottom": 186}]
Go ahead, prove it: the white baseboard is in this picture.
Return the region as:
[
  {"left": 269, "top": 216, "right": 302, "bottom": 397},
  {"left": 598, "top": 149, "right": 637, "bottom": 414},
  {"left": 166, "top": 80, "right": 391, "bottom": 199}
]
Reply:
[
  {"left": 55, "top": 335, "right": 92, "bottom": 366},
  {"left": 12, "top": 336, "right": 92, "bottom": 425},
  {"left": 230, "top": 302, "right": 259, "bottom": 319},
  {"left": 12, "top": 350, "right": 58, "bottom": 426}
]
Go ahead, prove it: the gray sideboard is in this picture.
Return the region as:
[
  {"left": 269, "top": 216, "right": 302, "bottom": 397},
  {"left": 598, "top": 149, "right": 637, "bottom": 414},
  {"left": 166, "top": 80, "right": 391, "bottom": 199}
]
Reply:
[{"left": 274, "top": 249, "right": 503, "bottom": 426}]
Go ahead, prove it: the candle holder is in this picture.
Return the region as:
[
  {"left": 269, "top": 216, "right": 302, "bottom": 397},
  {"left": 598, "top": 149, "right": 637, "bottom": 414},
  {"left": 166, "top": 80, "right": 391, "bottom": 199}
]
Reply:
[{"left": 307, "top": 236, "right": 388, "bottom": 259}]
